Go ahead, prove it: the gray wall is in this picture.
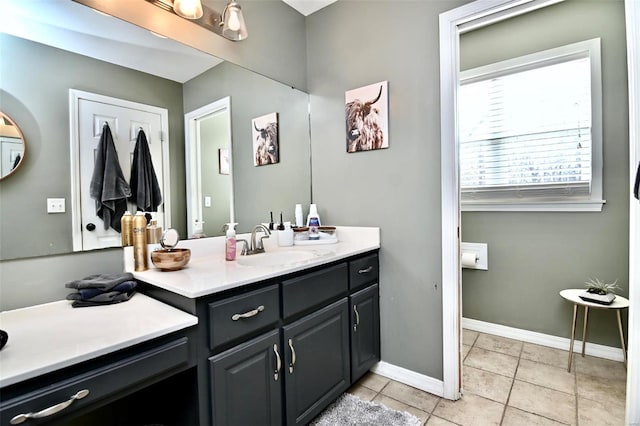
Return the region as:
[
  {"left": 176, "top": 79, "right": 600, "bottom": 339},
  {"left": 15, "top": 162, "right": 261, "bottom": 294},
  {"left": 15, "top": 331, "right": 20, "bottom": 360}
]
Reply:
[
  {"left": 306, "top": 0, "right": 469, "bottom": 380},
  {"left": 460, "top": 0, "right": 629, "bottom": 347},
  {"left": 183, "top": 62, "right": 312, "bottom": 234},
  {"left": 200, "top": 112, "right": 232, "bottom": 237}
]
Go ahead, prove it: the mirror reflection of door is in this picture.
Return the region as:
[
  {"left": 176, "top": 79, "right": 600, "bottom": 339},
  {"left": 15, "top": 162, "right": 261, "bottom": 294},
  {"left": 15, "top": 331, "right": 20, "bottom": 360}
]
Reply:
[
  {"left": 71, "top": 90, "right": 170, "bottom": 252},
  {"left": 185, "top": 97, "right": 233, "bottom": 239},
  {"left": 0, "top": 112, "right": 26, "bottom": 180}
]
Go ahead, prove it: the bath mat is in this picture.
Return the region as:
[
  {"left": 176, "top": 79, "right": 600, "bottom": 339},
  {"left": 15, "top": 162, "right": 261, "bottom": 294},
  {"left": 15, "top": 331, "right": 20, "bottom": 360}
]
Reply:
[{"left": 310, "top": 393, "right": 422, "bottom": 426}]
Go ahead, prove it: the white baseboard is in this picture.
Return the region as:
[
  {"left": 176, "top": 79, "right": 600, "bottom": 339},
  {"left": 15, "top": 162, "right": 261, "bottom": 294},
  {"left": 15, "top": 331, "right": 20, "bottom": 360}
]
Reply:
[
  {"left": 462, "top": 317, "right": 625, "bottom": 362},
  {"left": 370, "top": 361, "right": 445, "bottom": 397}
]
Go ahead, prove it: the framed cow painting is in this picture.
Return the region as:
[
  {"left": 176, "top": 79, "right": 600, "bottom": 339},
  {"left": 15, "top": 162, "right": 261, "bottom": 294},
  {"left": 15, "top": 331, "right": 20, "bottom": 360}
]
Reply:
[
  {"left": 345, "top": 81, "right": 389, "bottom": 153},
  {"left": 252, "top": 112, "right": 279, "bottom": 166}
]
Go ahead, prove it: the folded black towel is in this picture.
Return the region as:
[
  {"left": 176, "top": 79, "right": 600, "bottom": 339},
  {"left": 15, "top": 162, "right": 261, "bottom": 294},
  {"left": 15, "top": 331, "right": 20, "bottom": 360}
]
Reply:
[
  {"left": 89, "top": 123, "right": 132, "bottom": 232},
  {"left": 65, "top": 273, "right": 134, "bottom": 291},
  {"left": 129, "top": 129, "right": 162, "bottom": 212},
  {"left": 70, "top": 290, "right": 135, "bottom": 308},
  {"left": 67, "top": 281, "right": 137, "bottom": 301}
]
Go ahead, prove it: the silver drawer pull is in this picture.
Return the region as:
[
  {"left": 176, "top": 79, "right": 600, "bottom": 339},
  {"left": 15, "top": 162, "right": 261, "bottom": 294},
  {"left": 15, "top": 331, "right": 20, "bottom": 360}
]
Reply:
[
  {"left": 273, "top": 344, "right": 282, "bottom": 381},
  {"left": 10, "top": 389, "right": 90, "bottom": 425},
  {"left": 353, "top": 305, "right": 360, "bottom": 332},
  {"left": 288, "top": 338, "right": 296, "bottom": 374},
  {"left": 231, "top": 305, "right": 265, "bottom": 321},
  {"left": 358, "top": 266, "right": 373, "bottom": 274}
]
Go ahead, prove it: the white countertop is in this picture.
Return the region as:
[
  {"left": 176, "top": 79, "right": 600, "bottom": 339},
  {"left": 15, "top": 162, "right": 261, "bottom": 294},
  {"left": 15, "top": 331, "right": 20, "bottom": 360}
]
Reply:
[
  {"left": 130, "top": 226, "right": 380, "bottom": 298},
  {"left": 0, "top": 293, "right": 198, "bottom": 388}
]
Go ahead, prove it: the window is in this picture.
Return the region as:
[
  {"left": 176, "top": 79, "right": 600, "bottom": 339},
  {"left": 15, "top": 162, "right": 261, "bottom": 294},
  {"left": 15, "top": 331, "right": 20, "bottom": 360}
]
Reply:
[{"left": 459, "top": 39, "right": 604, "bottom": 212}]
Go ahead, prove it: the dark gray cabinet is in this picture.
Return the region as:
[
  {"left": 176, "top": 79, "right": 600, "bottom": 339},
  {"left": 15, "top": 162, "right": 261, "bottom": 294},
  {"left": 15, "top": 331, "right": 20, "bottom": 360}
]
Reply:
[
  {"left": 139, "top": 250, "right": 380, "bottom": 426},
  {"left": 350, "top": 284, "right": 380, "bottom": 381},
  {"left": 283, "top": 299, "right": 350, "bottom": 425},
  {"left": 209, "top": 330, "right": 282, "bottom": 426}
]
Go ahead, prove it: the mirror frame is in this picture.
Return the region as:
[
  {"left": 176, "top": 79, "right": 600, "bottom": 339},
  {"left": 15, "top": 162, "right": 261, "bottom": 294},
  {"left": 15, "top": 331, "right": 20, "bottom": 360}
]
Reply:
[{"left": 0, "top": 111, "right": 26, "bottom": 181}]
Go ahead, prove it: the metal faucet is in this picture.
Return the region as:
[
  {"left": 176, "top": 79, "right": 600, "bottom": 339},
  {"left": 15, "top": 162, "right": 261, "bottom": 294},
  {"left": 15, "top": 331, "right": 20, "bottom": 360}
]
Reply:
[{"left": 245, "top": 224, "right": 271, "bottom": 255}]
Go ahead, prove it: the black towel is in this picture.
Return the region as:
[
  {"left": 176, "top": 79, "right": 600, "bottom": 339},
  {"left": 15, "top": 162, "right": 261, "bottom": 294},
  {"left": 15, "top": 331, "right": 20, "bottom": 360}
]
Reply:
[
  {"left": 67, "top": 281, "right": 137, "bottom": 300},
  {"left": 65, "top": 272, "right": 134, "bottom": 291},
  {"left": 129, "top": 129, "right": 162, "bottom": 212},
  {"left": 89, "top": 123, "right": 131, "bottom": 232}
]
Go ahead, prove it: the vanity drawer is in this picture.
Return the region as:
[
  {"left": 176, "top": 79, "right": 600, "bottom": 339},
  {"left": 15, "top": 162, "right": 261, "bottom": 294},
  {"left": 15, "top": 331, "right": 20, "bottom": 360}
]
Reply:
[
  {"left": 208, "top": 284, "right": 280, "bottom": 351},
  {"left": 282, "top": 263, "right": 348, "bottom": 319},
  {"left": 349, "top": 253, "right": 379, "bottom": 290},
  {"left": 0, "top": 337, "right": 190, "bottom": 426}
]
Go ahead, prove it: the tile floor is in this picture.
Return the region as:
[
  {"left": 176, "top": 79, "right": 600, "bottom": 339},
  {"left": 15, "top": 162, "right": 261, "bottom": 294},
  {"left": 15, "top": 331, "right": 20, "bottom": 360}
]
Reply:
[{"left": 347, "top": 329, "right": 627, "bottom": 425}]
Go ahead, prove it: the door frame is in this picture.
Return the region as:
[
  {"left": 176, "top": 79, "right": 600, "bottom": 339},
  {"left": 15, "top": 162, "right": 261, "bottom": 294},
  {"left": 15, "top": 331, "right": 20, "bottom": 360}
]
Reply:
[
  {"left": 439, "top": 0, "right": 639, "bottom": 420},
  {"left": 69, "top": 89, "right": 171, "bottom": 251},
  {"left": 184, "top": 97, "right": 233, "bottom": 238}
]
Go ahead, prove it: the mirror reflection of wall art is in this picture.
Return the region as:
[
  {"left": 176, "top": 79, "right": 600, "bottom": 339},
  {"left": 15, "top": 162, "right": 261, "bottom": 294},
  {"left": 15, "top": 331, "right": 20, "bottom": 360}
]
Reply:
[
  {"left": 252, "top": 112, "right": 279, "bottom": 166},
  {"left": 345, "top": 81, "right": 389, "bottom": 153},
  {"left": 218, "top": 148, "right": 230, "bottom": 175}
]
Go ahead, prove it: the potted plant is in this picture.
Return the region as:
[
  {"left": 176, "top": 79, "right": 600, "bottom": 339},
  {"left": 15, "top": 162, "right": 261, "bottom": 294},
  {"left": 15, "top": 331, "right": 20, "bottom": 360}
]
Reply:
[{"left": 579, "top": 278, "right": 620, "bottom": 305}]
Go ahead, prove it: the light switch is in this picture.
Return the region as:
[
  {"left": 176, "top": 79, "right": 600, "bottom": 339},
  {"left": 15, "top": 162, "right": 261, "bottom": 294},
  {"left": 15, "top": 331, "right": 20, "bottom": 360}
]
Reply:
[
  {"left": 47, "top": 198, "right": 65, "bottom": 213},
  {"left": 204, "top": 196, "right": 212, "bottom": 207}
]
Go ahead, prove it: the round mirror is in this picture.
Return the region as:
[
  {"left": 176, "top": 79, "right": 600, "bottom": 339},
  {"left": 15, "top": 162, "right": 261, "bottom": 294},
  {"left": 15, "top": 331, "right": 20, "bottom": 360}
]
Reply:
[
  {"left": 160, "top": 228, "right": 180, "bottom": 250},
  {"left": 0, "top": 112, "right": 26, "bottom": 181}
]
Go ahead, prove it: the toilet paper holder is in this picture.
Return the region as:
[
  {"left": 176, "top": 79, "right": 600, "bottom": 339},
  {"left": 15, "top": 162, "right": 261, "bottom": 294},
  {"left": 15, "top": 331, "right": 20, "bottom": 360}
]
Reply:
[{"left": 461, "top": 242, "right": 488, "bottom": 270}]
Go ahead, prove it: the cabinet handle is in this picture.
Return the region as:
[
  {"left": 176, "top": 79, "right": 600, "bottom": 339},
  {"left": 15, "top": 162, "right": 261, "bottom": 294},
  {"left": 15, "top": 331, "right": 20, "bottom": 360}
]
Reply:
[
  {"left": 358, "top": 266, "right": 373, "bottom": 274},
  {"left": 231, "top": 305, "right": 265, "bottom": 321},
  {"left": 273, "top": 344, "right": 281, "bottom": 381},
  {"left": 353, "top": 305, "right": 360, "bottom": 332},
  {"left": 10, "top": 389, "right": 90, "bottom": 425},
  {"left": 288, "top": 338, "right": 296, "bottom": 374}
]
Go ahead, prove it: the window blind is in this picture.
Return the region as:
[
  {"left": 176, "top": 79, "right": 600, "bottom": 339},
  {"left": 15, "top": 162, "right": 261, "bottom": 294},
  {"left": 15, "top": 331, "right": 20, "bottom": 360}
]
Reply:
[{"left": 459, "top": 57, "right": 592, "bottom": 202}]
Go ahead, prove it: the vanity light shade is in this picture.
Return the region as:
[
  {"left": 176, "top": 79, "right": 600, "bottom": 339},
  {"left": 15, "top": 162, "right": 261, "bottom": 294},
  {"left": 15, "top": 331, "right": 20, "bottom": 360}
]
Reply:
[
  {"left": 222, "top": 1, "right": 248, "bottom": 41},
  {"left": 173, "top": 0, "right": 203, "bottom": 20}
]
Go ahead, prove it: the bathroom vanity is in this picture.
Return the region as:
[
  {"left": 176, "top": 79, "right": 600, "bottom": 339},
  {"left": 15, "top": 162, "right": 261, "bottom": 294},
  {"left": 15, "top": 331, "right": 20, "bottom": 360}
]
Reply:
[
  {"left": 134, "top": 226, "right": 381, "bottom": 426},
  {"left": 0, "top": 294, "right": 199, "bottom": 426}
]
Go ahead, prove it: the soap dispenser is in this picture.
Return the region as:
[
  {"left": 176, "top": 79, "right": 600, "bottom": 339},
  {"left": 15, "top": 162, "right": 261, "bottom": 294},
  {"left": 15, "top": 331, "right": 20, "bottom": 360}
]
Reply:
[{"left": 225, "top": 223, "right": 238, "bottom": 261}]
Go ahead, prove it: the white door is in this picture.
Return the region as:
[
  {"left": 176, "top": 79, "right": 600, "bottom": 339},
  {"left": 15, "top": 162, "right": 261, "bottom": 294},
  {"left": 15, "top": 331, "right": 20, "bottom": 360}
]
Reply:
[{"left": 71, "top": 91, "right": 169, "bottom": 251}]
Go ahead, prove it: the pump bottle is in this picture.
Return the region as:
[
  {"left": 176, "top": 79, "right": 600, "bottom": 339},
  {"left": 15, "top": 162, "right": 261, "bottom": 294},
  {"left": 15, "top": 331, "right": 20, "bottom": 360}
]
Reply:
[{"left": 225, "top": 223, "right": 239, "bottom": 261}]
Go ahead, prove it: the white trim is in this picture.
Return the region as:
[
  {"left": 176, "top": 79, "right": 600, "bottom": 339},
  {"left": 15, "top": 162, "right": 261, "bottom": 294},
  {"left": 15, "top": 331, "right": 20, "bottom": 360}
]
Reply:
[
  {"left": 625, "top": 0, "right": 640, "bottom": 424},
  {"left": 463, "top": 317, "right": 625, "bottom": 362},
  {"left": 461, "top": 200, "right": 605, "bottom": 212},
  {"left": 69, "top": 89, "right": 171, "bottom": 252},
  {"left": 371, "top": 361, "right": 444, "bottom": 398},
  {"left": 184, "top": 97, "right": 233, "bottom": 239}
]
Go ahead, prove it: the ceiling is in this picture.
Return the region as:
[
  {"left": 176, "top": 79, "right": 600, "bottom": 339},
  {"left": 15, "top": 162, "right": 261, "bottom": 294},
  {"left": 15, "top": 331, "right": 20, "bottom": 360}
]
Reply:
[
  {"left": 0, "top": 0, "right": 338, "bottom": 83},
  {"left": 283, "top": 0, "right": 338, "bottom": 16}
]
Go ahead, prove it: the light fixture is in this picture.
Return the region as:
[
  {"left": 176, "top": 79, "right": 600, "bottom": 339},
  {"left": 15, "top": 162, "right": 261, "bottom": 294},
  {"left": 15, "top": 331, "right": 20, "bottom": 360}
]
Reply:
[
  {"left": 146, "top": 0, "right": 248, "bottom": 42},
  {"left": 221, "top": 1, "right": 248, "bottom": 41},
  {"left": 172, "top": 0, "right": 203, "bottom": 20}
]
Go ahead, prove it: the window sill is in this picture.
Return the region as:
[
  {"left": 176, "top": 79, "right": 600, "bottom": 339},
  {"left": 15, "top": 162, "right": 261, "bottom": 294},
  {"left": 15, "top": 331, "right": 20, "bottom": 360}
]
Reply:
[{"left": 461, "top": 199, "right": 606, "bottom": 212}]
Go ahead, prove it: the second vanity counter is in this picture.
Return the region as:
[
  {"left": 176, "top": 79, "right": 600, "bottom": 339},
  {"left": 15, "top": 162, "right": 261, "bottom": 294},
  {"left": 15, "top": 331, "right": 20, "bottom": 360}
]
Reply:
[{"left": 129, "top": 226, "right": 380, "bottom": 298}]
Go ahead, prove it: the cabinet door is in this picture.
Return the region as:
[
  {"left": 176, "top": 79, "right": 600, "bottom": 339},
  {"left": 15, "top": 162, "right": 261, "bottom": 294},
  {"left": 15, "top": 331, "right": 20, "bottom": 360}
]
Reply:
[
  {"left": 209, "top": 330, "right": 283, "bottom": 426},
  {"left": 351, "top": 284, "right": 380, "bottom": 382},
  {"left": 282, "top": 299, "right": 350, "bottom": 426}
]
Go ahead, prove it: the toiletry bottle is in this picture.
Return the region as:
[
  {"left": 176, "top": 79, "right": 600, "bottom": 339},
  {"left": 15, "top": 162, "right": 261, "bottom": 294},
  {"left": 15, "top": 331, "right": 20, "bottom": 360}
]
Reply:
[
  {"left": 132, "top": 211, "right": 148, "bottom": 271},
  {"left": 306, "top": 203, "right": 321, "bottom": 226},
  {"left": 225, "top": 222, "right": 238, "bottom": 261},
  {"left": 120, "top": 211, "right": 133, "bottom": 246},
  {"left": 295, "top": 204, "right": 303, "bottom": 227},
  {"left": 308, "top": 216, "right": 320, "bottom": 240},
  {"left": 278, "top": 221, "right": 294, "bottom": 247}
]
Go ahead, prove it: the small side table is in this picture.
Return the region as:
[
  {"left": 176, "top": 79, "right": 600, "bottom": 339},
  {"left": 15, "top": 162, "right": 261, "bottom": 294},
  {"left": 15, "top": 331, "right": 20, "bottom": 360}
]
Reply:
[{"left": 560, "top": 289, "right": 629, "bottom": 372}]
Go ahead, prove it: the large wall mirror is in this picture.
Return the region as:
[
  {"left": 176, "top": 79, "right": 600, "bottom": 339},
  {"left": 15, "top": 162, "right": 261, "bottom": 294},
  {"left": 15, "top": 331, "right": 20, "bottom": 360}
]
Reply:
[{"left": 0, "top": 1, "right": 311, "bottom": 260}]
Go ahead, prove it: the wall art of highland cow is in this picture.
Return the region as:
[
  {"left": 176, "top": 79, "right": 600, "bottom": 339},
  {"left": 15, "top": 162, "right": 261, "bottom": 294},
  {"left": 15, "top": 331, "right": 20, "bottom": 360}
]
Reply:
[
  {"left": 345, "top": 81, "right": 389, "bottom": 153},
  {"left": 252, "top": 112, "right": 279, "bottom": 166}
]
